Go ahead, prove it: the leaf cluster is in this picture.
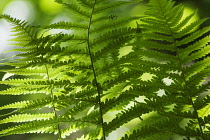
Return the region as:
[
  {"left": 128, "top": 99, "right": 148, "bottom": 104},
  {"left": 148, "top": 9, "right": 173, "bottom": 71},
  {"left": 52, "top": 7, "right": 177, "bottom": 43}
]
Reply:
[{"left": 0, "top": 0, "right": 210, "bottom": 140}]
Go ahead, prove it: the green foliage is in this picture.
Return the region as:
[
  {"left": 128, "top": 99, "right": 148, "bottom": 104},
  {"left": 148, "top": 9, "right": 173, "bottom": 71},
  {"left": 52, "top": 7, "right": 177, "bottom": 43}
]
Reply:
[{"left": 0, "top": 0, "right": 210, "bottom": 139}]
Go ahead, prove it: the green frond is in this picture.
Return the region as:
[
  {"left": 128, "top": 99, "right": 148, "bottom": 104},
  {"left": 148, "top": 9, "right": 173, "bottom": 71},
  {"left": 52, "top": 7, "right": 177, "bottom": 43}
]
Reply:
[
  {"left": 91, "top": 16, "right": 113, "bottom": 24},
  {"left": 1, "top": 0, "right": 210, "bottom": 139},
  {"left": 102, "top": 93, "right": 136, "bottom": 113},
  {"left": 176, "top": 27, "right": 210, "bottom": 49},
  {"left": 197, "top": 96, "right": 210, "bottom": 118},
  {"left": 182, "top": 45, "right": 210, "bottom": 64},
  {"left": 166, "top": 4, "right": 184, "bottom": 27},
  {"left": 60, "top": 122, "right": 88, "bottom": 139},
  {"left": 171, "top": 9, "right": 197, "bottom": 32},
  {"left": 59, "top": 114, "right": 101, "bottom": 139},
  {"left": 0, "top": 88, "right": 47, "bottom": 95},
  {"left": 0, "top": 78, "right": 45, "bottom": 86},
  {"left": 63, "top": 100, "right": 96, "bottom": 117},
  {"left": 3, "top": 47, "right": 35, "bottom": 53},
  {"left": 145, "top": 0, "right": 175, "bottom": 18},
  {"left": 0, "top": 14, "right": 39, "bottom": 47},
  {"left": 92, "top": 37, "right": 133, "bottom": 61},
  {"left": 90, "top": 17, "right": 140, "bottom": 33},
  {"left": 90, "top": 27, "right": 135, "bottom": 47},
  {"left": 203, "top": 115, "right": 210, "bottom": 124},
  {"left": 95, "top": 0, "right": 112, "bottom": 4},
  {"left": 182, "top": 58, "right": 210, "bottom": 81},
  {"left": 136, "top": 49, "right": 177, "bottom": 62},
  {"left": 121, "top": 115, "right": 178, "bottom": 140},
  {"left": 75, "top": 0, "right": 94, "bottom": 9},
  {"left": 102, "top": 70, "right": 143, "bottom": 90},
  {"left": 131, "top": 0, "right": 210, "bottom": 139},
  {"left": 104, "top": 103, "right": 152, "bottom": 136},
  {"left": 17, "top": 97, "right": 52, "bottom": 112},
  {"left": 36, "top": 33, "right": 74, "bottom": 45},
  {"left": 178, "top": 33, "right": 210, "bottom": 57},
  {"left": 138, "top": 32, "right": 174, "bottom": 43},
  {"left": 56, "top": 1, "right": 90, "bottom": 19},
  {"left": 93, "top": 1, "right": 137, "bottom": 15},
  {"left": 0, "top": 68, "right": 46, "bottom": 76},
  {"left": 0, "top": 113, "right": 54, "bottom": 124},
  {"left": 0, "top": 118, "right": 58, "bottom": 137},
  {"left": 175, "top": 17, "right": 209, "bottom": 37},
  {"left": 140, "top": 22, "right": 172, "bottom": 35},
  {"left": 0, "top": 101, "right": 29, "bottom": 111},
  {"left": 42, "top": 21, "right": 88, "bottom": 30}
]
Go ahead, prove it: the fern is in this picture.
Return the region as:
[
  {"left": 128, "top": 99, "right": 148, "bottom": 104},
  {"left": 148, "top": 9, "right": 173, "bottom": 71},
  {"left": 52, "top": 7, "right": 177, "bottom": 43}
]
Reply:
[{"left": 0, "top": 0, "right": 210, "bottom": 140}]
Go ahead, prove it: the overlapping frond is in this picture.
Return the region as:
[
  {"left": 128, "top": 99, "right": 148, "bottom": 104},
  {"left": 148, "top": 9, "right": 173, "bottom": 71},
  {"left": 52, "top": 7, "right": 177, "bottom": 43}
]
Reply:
[
  {"left": 0, "top": 14, "right": 39, "bottom": 47},
  {"left": 0, "top": 0, "right": 141, "bottom": 139},
  {"left": 124, "top": 0, "right": 210, "bottom": 139}
]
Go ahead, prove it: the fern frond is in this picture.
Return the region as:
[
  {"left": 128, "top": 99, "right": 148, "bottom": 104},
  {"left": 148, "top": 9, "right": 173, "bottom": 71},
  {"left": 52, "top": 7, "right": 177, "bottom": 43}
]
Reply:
[
  {"left": 76, "top": 0, "right": 94, "bottom": 9},
  {"left": 0, "top": 88, "right": 46, "bottom": 95},
  {"left": 56, "top": 1, "right": 90, "bottom": 19},
  {"left": 104, "top": 103, "right": 152, "bottom": 136},
  {"left": 0, "top": 113, "right": 54, "bottom": 124},
  {"left": 90, "top": 17, "right": 140, "bottom": 33},
  {"left": 0, "top": 118, "right": 58, "bottom": 136},
  {"left": 197, "top": 96, "right": 210, "bottom": 117},
  {"left": 0, "top": 14, "right": 39, "bottom": 47},
  {"left": 93, "top": 1, "right": 138, "bottom": 15},
  {"left": 42, "top": 21, "right": 88, "bottom": 30},
  {"left": 0, "top": 101, "right": 29, "bottom": 111},
  {"left": 0, "top": 68, "right": 46, "bottom": 76},
  {"left": 90, "top": 27, "right": 135, "bottom": 47},
  {"left": 17, "top": 97, "right": 52, "bottom": 112},
  {"left": 1, "top": 0, "right": 210, "bottom": 139},
  {"left": 131, "top": 0, "right": 210, "bottom": 139}
]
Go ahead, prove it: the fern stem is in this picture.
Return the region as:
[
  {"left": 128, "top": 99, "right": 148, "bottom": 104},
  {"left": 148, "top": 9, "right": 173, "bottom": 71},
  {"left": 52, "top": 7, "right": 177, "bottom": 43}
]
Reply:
[
  {"left": 86, "top": 1, "right": 106, "bottom": 139},
  {"left": 44, "top": 64, "right": 62, "bottom": 140}
]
